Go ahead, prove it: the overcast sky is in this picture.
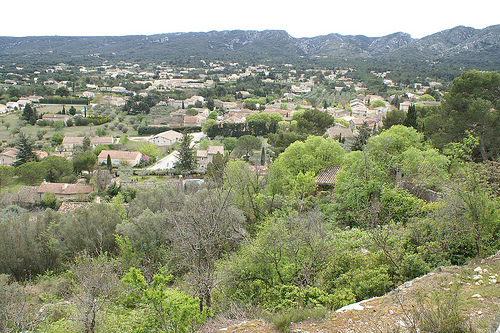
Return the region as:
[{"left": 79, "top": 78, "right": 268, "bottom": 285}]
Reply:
[{"left": 2, "top": 0, "right": 498, "bottom": 39}]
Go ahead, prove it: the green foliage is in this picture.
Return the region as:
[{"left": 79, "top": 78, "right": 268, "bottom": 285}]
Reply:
[
  {"left": 418, "top": 93, "right": 436, "bottom": 101},
  {"left": 13, "top": 132, "right": 39, "bottom": 166},
  {"left": 403, "top": 104, "right": 418, "bottom": 129},
  {"left": 72, "top": 152, "right": 97, "bottom": 174},
  {"left": 15, "top": 161, "right": 46, "bottom": 185},
  {"left": 291, "top": 108, "right": 335, "bottom": 136},
  {"left": 0, "top": 165, "right": 15, "bottom": 190},
  {"left": 185, "top": 108, "right": 198, "bottom": 116},
  {"left": 39, "top": 96, "right": 89, "bottom": 105},
  {"left": 423, "top": 70, "right": 500, "bottom": 161},
  {"left": 379, "top": 188, "right": 427, "bottom": 224},
  {"left": 410, "top": 288, "right": 474, "bottom": 333},
  {"left": 41, "top": 191, "right": 59, "bottom": 210},
  {"left": 40, "top": 155, "right": 74, "bottom": 183},
  {"left": 202, "top": 119, "right": 217, "bottom": 134},
  {"left": 122, "top": 268, "right": 207, "bottom": 332},
  {"left": 235, "top": 135, "right": 262, "bottom": 158},
  {"left": 176, "top": 133, "right": 196, "bottom": 172},
  {"left": 269, "top": 306, "right": 328, "bottom": 333},
  {"left": 139, "top": 143, "right": 161, "bottom": 164},
  {"left": 74, "top": 115, "right": 108, "bottom": 126},
  {"left": 222, "top": 137, "right": 237, "bottom": 153},
  {"left": 371, "top": 99, "right": 386, "bottom": 108},
  {"left": 383, "top": 108, "right": 406, "bottom": 129}
]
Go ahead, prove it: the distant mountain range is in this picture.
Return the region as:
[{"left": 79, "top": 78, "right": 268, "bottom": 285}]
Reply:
[{"left": 0, "top": 25, "right": 499, "bottom": 68}]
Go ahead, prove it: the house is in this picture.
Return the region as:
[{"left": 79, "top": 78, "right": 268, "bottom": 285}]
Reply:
[
  {"left": 61, "top": 137, "right": 84, "bottom": 151},
  {"left": 0, "top": 148, "right": 19, "bottom": 166},
  {"left": 148, "top": 130, "right": 183, "bottom": 146},
  {"left": 316, "top": 166, "right": 342, "bottom": 191},
  {"left": 349, "top": 117, "right": 378, "bottom": 129},
  {"left": 97, "top": 150, "right": 142, "bottom": 166},
  {"left": 197, "top": 146, "right": 224, "bottom": 169},
  {"left": 6, "top": 102, "right": 19, "bottom": 111},
  {"left": 90, "top": 137, "right": 114, "bottom": 147},
  {"left": 41, "top": 114, "right": 71, "bottom": 124},
  {"left": 326, "top": 125, "right": 357, "bottom": 141},
  {"left": 60, "top": 137, "right": 115, "bottom": 152},
  {"left": 184, "top": 115, "right": 199, "bottom": 127},
  {"left": 37, "top": 181, "right": 94, "bottom": 201}
]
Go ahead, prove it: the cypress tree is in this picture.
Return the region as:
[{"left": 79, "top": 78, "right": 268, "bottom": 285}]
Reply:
[{"left": 403, "top": 104, "right": 418, "bottom": 129}]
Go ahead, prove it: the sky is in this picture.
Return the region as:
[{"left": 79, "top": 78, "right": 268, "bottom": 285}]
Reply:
[{"left": 2, "top": 0, "right": 499, "bottom": 39}]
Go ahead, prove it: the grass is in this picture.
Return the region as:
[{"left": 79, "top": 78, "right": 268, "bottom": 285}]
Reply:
[{"left": 266, "top": 307, "right": 329, "bottom": 332}]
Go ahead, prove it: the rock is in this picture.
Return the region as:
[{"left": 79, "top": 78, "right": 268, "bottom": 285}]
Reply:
[
  {"left": 474, "top": 266, "right": 482, "bottom": 273},
  {"left": 472, "top": 275, "right": 482, "bottom": 280},
  {"left": 471, "top": 294, "right": 482, "bottom": 298},
  {"left": 490, "top": 279, "right": 497, "bottom": 284}
]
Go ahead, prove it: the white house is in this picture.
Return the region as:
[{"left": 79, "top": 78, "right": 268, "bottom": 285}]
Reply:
[{"left": 148, "top": 130, "right": 183, "bottom": 147}]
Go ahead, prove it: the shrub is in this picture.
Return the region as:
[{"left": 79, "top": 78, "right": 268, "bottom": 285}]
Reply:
[{"left": 410, "top": 288, "right": 474, "bottom": 333}]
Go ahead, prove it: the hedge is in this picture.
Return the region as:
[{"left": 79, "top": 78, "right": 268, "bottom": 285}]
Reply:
[{"left": 138, "top": 126, "right": 202, "bottom": 135}]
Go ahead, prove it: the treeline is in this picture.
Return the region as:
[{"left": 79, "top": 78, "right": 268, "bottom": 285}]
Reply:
[{"left": 39, "top": 96, "right": 89, "bottom": 105}]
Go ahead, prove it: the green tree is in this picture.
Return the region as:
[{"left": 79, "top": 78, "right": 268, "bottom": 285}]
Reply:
[
  {"left": 55, "top": 86, "right": 70, "bottom": 97},
  {"left": 351, "top": 122, "right": 375, "bottom": 151},
  {"left": 222, "top": 137, "right": 238, "bottom": 154},
  {"left": 107, "top": 154, "right": 112, "bottom": 170},
  {"left": 418, "top": 94, "right": 436, "bottom": 102},
  {"left": 40, "top": 155, "right": 73, "bottom": 183},
  {"left": 176, "top": 133, "right": 196, "bottom": 172},
  {"left": 403, "top": 104, "right": 418, "bottom": 129},
  {"left": 73, "top": 152, "right": 97, "bottom": 174},
  {"left": 423, "top": 70, "right": 500, "bottom": 161},
  {"left": 122, "top": 268, "right": 207, "bottom": 332},
  {"left": 235, "top": 135, "right": 262, "bottom": 159},
  {"left": 13, "top": 133, "right": 39, "bottom": 167},
  {"left": 15, "top": 161, "right": 46, "bottom": 185},
  {"left": 51, "top": 132, "right": 65, "bottom": 146},
  {"left": 202, "top": 119, "right": 217, "bottom": 134},
  {"left": 382, "top": 109, "right": 406, "bottom": 129},
  {"left": 139, "top": 143, "right": 161, "bottom": 164},
  {"left": 371, "top": 99, "right": 386, "bottom": 108},
  {"left": 0, "top": 166, "right": 15, "bottom": 192},
  {"left": 292, "top": 108, "right": 335, "bottom": 136},
  {"left": 206, "top": 98, "right": 215, "bottom": 111},
  {"left": 208, "top": 110, "right": 218, "bottom": 120},
  {"left": 22, "top": 103, "right": 34, "bottom": 121}
]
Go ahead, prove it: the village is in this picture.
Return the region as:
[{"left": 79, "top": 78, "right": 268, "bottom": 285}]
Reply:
[{"left": 0, "top": 59, "right": 445, "bottom": 209}]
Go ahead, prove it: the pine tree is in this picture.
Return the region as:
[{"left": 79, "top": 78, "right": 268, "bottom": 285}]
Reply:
[
  {"left": 14, "top": 133, "right": 39, "bottom": 166},
  {"left": 22, "top": 103, "right": 34, "bottom": 120},
  {"left": 176, "top": 133, "right": 196, "bottom": 173},
  {"left": 261, "top": 147, "right": 266, "bottom": 166}
]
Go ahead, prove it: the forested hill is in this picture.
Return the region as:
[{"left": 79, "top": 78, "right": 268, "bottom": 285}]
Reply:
[{"left": 0, "top": 25, "right": 499, "bottom": 68}]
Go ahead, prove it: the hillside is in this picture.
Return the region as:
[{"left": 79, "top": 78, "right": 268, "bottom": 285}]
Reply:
[
  {"left": 0, "top": 25, "right": 499, "bottom": 68},
  {"left": 201, "top": 251, "right": 500, "bottom": 332}
]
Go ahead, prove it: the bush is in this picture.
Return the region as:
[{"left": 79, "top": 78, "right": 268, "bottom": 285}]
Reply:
[
  {"left": 410, "top": 288, "right": 474, "bottom": 333},
  {"left": 74, "top": 116, "right": 108, "bottom": 126},
  {"left": 268, "top": 307, "right": 328, "bottom": 332}
]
